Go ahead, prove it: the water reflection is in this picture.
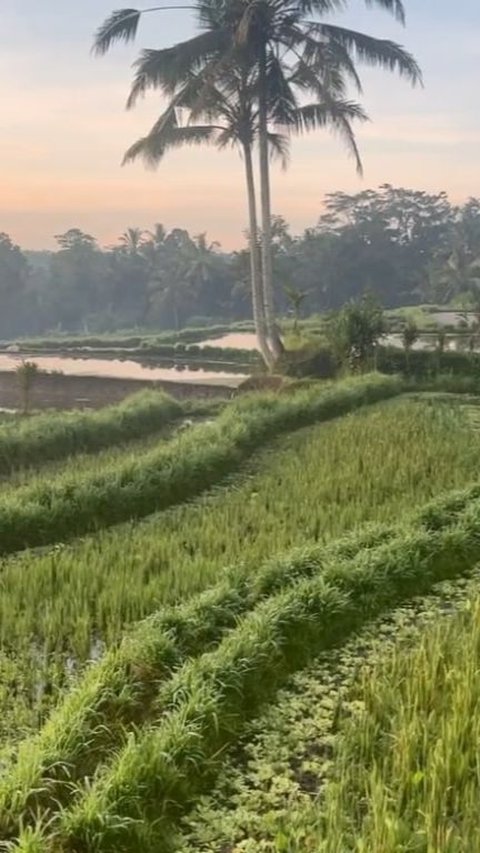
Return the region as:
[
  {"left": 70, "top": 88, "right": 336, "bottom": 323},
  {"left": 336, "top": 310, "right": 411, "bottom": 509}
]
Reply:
[
  {"left": 0, "top": 354, "right": 248, "bottom": 385},
  {"left": 200, "top": 332, "right": 259, "bottom": 350}
]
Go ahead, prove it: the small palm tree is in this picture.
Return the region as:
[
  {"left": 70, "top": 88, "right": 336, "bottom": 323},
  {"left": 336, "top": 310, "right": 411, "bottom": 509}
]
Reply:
[
  {"left": 16, "top": 360, "right": 39, "bottom": 415},
  {"left": 119, "top": 227, "right": 146, "bottom": 255},
  {"left": 284, "top": 285, "right": 309, "bottom": 336}
]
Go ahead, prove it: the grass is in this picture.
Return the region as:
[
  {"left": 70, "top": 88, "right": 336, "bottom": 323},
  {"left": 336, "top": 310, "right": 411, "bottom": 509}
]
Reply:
[
  {"left": 20, "top": 498, "right": 480, "bottom": 852},
  {"left": 0, "top": 389, "right": 184, "bottom": 476},
  {"left": 3, "top": 380, "right": 480, "bottom": 847},
  {"left": 0, "top": 374, "right": 401, "bottom": 555},
  {"left": 2, "top": 481, "right": 480, "bottom": 847},
  {"left": 11, "top": 321, "right": 255, "bottom": 351},
  {"left": 0, "top": 393, "right": 476, "bottom": 659},
  {"left": 315, "top": 590, "right": 480, "bottom": 851},
  {"left": 0, "top": 391, "right": 479, "bottom": 755},
  {"left": 176, "top": 569, "right": 480, "bottom": 852}
]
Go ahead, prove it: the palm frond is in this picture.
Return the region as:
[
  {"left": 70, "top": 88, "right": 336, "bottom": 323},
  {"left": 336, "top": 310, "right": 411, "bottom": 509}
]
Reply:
[
  {"left": 266, "top": 52, "right": 299, "bottom": 125},
  {"left": 123, "top": 125, "right": 219, "bottom": 168},
  {"left": 364, "top": 0, "right": 406, "bottom": 25},
  {"left": 267, "top": 131, "right": 290, "bottom": 169},
  {"left": 298, "top": 0, "right": 345, "bottom": 16},
  {"left": 92, "top": 8, "right": 141, "bottom": 56},
  {"left": 297, "top": 26, "right": 363, "bottom": 92},
  {"left": 127, "top": 30, "right": 230, "bottom": 106},
  {"left": 92, "top": 6, "right": 196, "bottom": 56},
  {"left": 311, "top": 23, "right": 422, "bottom": 85},
  {"left": 292, "top": 100, "right": 368, "bottom": 175}
]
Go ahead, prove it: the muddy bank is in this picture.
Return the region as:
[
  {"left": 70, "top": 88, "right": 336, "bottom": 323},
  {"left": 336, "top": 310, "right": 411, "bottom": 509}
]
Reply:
[{"left": 0, "top": 370, "right": 236, "bottom": 411}]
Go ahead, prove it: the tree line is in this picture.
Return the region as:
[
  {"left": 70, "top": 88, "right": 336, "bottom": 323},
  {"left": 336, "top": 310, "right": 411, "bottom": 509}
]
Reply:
[{"left": 1, "top": 185, "right": 480, "bottom": 340}]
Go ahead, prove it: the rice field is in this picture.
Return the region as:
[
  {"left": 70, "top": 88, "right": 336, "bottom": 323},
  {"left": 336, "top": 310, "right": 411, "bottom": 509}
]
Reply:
[
  {"left": 0, "top": 394, "right": 477, "bottom": 725},
  {"left": 0, "top": 389, "right": 188, "bottom": 475},
  {"left": 177, "top": 569, "right": 480, "bottom": 852},
  {"left": 2, "top": 375, "right": 480, "bottom": 851}
]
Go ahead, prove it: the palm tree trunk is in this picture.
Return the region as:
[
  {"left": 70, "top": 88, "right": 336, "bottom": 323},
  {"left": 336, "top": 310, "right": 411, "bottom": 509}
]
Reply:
[
  {"left": 257, "top": 43, "right": 283, "bottom": 362},
  {"left": 243, "top": 141, "right": 273, "bottom": 368}
]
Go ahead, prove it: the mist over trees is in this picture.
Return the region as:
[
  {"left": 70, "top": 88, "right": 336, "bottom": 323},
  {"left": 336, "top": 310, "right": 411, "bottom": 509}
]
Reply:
[{"left": 2, "top": 185, "right": 480, "bottom": 339}]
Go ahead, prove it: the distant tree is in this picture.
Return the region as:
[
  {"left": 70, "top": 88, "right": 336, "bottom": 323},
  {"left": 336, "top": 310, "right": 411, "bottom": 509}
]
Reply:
[
  {"left": 16, "top": 360, "right": 39, "bottom": 414},
  {"left": 401, "top": 318, "right": 419, "bottom": 372},
  {"left": 328, "top": 294, "right": 385, "bottom": 372},
  {"left": 0, "top": 233, "right": 32, "bottom": 338},
  {"left": 284, "top": 285, "right": 308, "bottom": 335},
  {"left": 49, "top": 229, "right": 109, "bottom": 331},
  {"left": 119, "top": 227, "right": 146, "bottom": 255}
]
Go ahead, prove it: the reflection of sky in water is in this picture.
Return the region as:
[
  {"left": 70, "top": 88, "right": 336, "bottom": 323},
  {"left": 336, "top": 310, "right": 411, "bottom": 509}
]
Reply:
[
  {"left": 200, "top": 333, "right": 259, "bottom": 351},
  {"left": 0, "top": 355, "right": 247, "bottom": 385}
]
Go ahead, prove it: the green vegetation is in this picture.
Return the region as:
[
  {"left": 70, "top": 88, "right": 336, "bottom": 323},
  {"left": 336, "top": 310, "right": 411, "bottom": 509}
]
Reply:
[
  {"left": 13, "top": 496, "right": 480, "bottom": 851},
  {"left": 0, "top": 390, "right": 185, "bottom": 476},
  {"left": 3, "top": 393, "right": 480, "bottom": 847},
  {"left": 0, "top": 392, "right": 475, "bottom": 663},
  {"left": 0, "top": 374, "right": 402, "bottom": 555},
  {"left": 316, "top": 592, "right": 480, "bottom": 851},
  {"left": 15, "top": 360, "right": 40, "bottom": 415},
  {"left": 4, "top": 377, "right": 480, "bottom": 850},
  {"left": 176, "top": 569, "right": 480, "bottom": 852}
]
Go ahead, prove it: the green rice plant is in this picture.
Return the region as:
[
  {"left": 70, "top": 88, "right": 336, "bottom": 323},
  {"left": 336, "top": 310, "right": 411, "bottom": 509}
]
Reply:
[
  {"left": 5, "top": 480, "right": 480, "bottom": 843},
  {"left": 316, "top": 593, "right": 480, "bottom": 851},
  {"left": 0, "top": 390, "right": 479, "bottom": 756},
  {"left": 0, "top": 524, "right": 394, "bottom": 837},
  {"left": 40, "top": 509, "right": 480, "bottom": 851},
  {"left": 0, "top": 393, "right": 476, "bottom": 664},
  {"left": 0, "top": 390, "right": 184, "bottom": 476},
  {"left": 0, "top": 374, "right": 403, "bottom": 555},
  {"left": 176, "top": 568, "right": 480, "bottom": 852}
]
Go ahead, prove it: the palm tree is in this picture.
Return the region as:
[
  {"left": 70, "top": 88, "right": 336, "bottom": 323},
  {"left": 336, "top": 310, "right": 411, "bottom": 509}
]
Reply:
[
  {"left": 119, "top": 226, "right": 146, "bottom": 254},
  {"left": 121, "top": 67, "right": 366, "bottom": 365},
  {"left": 284, "top": 284, "right": 309, "bottom": 335},
  {"left": 94, "top": 0, "right": 421, "bottom": 359},
  {"left": 121, "top": 69, "right": 283, "bottom": 364}
]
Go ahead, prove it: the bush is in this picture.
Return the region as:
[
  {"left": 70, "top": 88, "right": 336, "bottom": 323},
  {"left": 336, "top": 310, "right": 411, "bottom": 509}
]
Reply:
[
  {"left": 278, "top": 344, "right": 338, "bottom": 379},
  {"left": 377, "top": 345, "right": 480, "bottom": 378}
]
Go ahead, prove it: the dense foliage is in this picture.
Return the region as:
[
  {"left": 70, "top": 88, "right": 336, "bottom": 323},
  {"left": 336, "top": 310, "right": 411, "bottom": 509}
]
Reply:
[{"left": 3, "top": 187, "right": 480, "bottom": 339}]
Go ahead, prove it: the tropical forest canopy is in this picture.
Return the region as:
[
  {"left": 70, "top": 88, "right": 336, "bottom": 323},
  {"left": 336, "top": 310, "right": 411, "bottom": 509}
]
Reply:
[{"left": 2, "top": 185, "right": 480, "bottom": 339}]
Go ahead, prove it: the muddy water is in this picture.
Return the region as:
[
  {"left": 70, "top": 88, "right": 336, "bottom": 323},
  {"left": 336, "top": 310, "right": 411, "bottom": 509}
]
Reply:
[{"left": 0, "top": 354, "right": 248, "bottom": 385}]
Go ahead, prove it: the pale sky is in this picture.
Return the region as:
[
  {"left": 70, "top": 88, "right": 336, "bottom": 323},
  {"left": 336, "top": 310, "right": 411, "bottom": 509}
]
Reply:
[{"left": 0, "top": 1, "right": 479, "bottom": 250}]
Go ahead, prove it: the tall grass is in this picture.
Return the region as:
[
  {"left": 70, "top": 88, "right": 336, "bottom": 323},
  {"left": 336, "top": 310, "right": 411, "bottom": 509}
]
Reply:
[
  {"left": 6, "top": 476, "right": 480, "bottom": 840},
  {"left": 2, "top": 399, "right": 480, "bottom": 841},
  {"left": 317, "top": 593, "right": 480, "bottom": 851},
  {"left": 0, "top": 395, "right": 476, "bottom": 662},
  {"left": 0, "top": 374, "right": 402, "bottom": 555},
  {"left": 1, "top": 393, "right": 479, "bottom": 753},
  {"left": 0, "top": 390, "right": 183, "bottom": 476},
  {"left": 0, "top": 525, "right": 393, "bottom": 836},
  {"left": 43, "top": 506, "right": 480, "bottom": 852}
]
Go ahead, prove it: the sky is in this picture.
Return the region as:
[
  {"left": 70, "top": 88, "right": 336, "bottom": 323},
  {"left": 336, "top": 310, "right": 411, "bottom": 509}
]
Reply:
[{"left": 0, "top": 0, "right": 479, "bottom": 250}]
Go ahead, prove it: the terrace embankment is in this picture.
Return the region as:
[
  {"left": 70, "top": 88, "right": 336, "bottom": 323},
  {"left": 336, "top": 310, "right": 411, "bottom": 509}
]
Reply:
[{"left": 0, "top": 369, "right": 235, "bottom": 410}]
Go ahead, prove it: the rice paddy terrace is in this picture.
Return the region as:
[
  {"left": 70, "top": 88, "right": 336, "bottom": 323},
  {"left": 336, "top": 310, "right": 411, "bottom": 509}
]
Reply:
[{"left": 1, "top": 373, "right": 480, "bottom": 851}]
